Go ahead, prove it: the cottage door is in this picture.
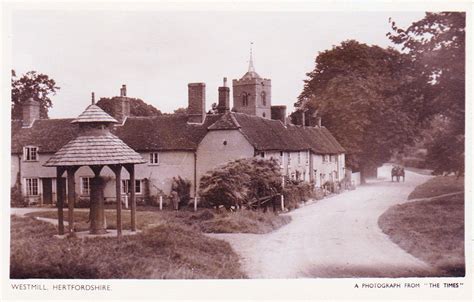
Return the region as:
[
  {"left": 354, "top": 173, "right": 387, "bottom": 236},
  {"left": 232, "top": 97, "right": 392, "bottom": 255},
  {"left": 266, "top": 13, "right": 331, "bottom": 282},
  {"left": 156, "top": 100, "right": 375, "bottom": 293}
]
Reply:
[{"left": 42, "top": 178, "right": 53, "bottom": 204}]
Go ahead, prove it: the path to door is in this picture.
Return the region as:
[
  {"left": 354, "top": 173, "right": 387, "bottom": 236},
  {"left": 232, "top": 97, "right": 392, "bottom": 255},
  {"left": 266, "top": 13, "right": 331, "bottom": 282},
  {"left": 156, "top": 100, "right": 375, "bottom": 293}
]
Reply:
[{"left": 210, "top": 165, "right": 434, "bottom": 278}]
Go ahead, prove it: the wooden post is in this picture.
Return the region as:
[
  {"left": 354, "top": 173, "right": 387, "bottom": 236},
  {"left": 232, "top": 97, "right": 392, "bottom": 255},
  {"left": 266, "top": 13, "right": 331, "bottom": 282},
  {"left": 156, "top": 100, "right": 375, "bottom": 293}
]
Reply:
[
  {"left": 281, "top": 194, "right": 284, "bottom": 212},
  {"left": 66, "top": 167, "right": 78, "bottom": 234},
  {"left": 124, "top": 165, "right": 136, "bottom": 232},
  {"left": 56, "top": 167, "right": 65, "bottom": 235},
  {"left": 159, "top": 195, "right": 163, "bottom": 211},
  {"left": 127, "top": 164, "right": 136, "bottom": 232},
  {"left": 111, "top": 165, "right": 122, "bottom": 237},
  {"left": 194, "top": 196, "right": 197, "bottom": 212}
]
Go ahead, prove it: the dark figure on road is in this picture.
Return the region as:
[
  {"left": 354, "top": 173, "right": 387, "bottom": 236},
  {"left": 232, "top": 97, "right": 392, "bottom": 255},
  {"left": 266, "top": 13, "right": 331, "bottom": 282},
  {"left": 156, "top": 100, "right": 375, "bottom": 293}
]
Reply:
[{"left": 391, "top": 165, "right": 405, "bottom": 182}]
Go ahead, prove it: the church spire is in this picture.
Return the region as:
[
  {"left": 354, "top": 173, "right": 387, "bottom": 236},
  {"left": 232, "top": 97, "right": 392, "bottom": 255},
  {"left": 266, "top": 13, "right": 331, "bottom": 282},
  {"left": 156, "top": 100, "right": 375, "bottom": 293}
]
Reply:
[{"left": 248, "top": 42, "right": 255, "bottom": 73}]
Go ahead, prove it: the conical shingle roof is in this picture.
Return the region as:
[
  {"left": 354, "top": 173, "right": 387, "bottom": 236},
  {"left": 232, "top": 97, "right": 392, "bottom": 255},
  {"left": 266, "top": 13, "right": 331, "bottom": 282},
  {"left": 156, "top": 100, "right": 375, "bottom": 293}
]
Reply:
[
  {"left": 44, "top": 132, "right": 146, "bottom": 167},
  {"left": 71, "top": 104, "right": 118, "bottom": 124}
]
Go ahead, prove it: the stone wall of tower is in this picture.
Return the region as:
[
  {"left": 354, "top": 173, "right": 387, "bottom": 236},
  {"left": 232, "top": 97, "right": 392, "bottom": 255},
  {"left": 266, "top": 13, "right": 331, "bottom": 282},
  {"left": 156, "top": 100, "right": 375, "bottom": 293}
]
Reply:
[{"left": 232, "top": 78, "right": 271, "bottom": 119}]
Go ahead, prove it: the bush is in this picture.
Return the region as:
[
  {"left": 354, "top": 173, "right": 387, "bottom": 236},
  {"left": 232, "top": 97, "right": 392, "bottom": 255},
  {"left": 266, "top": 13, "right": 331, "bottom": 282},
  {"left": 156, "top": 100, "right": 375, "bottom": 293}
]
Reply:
[
  {"left": 171, "top": 176, "right": 191, "bottom": 208},
  {"left": 10, "top": 185, "right": 25, "bottom": 207},
  {"left": 199, "top": 158, "right": 282, "bottom": 210},
  {"left": 283, "top": 180, "right": 316, "bottom": 210},
  {"left": 10, "top": 172, "right": 26, "bottom": 207}
]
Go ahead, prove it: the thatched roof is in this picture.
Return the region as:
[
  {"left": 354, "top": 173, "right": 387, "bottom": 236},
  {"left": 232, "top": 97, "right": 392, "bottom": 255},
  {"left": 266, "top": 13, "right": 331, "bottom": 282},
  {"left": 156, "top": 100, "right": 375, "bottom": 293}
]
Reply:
[{"left": 44, "top": 132, "right": 146, "bottom": 167}]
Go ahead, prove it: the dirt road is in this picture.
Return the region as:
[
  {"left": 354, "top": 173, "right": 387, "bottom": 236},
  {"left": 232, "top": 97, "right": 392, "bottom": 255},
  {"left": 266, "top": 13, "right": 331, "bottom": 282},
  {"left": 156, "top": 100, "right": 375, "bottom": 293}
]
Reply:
[{"left": 211, "top": 165, "right": 434, "bottom": 278}]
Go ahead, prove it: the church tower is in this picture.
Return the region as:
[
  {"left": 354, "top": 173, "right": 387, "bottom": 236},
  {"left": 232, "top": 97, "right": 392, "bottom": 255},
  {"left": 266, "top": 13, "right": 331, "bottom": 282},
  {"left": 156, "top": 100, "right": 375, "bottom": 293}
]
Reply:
[{"left": 232, "top": 47, "right": 271, "bottom": 119}]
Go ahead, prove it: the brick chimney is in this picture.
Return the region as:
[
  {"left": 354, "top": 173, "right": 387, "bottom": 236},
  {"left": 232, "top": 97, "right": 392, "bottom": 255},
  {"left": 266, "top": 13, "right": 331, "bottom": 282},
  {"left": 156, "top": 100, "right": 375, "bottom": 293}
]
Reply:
[
  {"left": 271, "top": 105, "right": 287, "bottom": 124},
  {"left": 188, "top": 83, "right": 206, "bottom": 123},
  {"left": 217, "top": 77, "right": 230, "bottom": 114},
  {"left": 22, "top": 98, "right": 40, "bottom": 127},
  {"left": 112, "top": 85, "right": 130, "bottom": 124}
]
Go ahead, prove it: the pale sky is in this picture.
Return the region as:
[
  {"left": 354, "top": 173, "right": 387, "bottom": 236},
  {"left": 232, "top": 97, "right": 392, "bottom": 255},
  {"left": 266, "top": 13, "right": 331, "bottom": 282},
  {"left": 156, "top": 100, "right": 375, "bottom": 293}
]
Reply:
[{"left": 12, "top": 9, "right": 426, "bottom": 118}]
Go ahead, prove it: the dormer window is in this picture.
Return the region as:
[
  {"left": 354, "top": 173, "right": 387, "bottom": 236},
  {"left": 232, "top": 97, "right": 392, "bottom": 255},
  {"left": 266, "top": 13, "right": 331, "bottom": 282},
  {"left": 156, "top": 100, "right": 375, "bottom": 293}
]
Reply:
[
  {"left": 242, "top": 92, "right": 249, "bottom": 107},
  {"left": 23, "top": 146, "right": 38, "bottom": 161},
  {"left": 149, "top": 152, "right": 159, "bottom": 165}
]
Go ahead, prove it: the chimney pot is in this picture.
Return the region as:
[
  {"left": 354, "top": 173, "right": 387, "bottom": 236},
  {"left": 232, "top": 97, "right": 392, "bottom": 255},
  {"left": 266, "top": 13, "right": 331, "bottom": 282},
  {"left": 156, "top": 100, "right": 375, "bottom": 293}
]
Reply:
[{"left": 223, "top": 77, "right": 227, "bottom": 87}]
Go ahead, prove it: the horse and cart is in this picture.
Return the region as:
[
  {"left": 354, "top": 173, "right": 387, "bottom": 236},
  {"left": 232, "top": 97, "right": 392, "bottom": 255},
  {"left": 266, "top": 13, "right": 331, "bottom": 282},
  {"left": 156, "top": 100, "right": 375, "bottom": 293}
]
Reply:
[{"left": 391, "top": 165, "right": 405, "bottom": 182}]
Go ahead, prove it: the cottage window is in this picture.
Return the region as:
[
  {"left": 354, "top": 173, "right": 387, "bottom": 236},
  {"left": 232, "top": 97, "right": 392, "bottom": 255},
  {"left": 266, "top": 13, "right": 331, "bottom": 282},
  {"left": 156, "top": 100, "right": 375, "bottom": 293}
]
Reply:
[
  {"left": 261, "top": 91, "right": 266, "bottom": 106},
  {"left": 242, "top": 92, "right": 249, "bottom": 107},
  {"left": 80, "top": 177, "right": 91, "bottom": 195},
  {"left": 260, "top": 152, "right": 265, "bottom": 158},
  {"left": 324, "top": 155, "right": 329, "bottom": 163},
  {"left": 149, "top": 152, "right": 159, "bottom": 164},
  {"left": 25, "top": 178, "right": 39, "bottom": 196},
  {"left": 23, "top": 146, "right": 38, "bottom": 161},
  {"left": 287, "top": 152, "right": 291, "bottom": 165},
  {"left": 298, "top": 152, "right": 301, "bottom": 164},
  {"left": 122, "top": 179, "right": 142, "bottom": 194},
  {"left": 305, "top": 151, "right": 309, "bottom": 165}
]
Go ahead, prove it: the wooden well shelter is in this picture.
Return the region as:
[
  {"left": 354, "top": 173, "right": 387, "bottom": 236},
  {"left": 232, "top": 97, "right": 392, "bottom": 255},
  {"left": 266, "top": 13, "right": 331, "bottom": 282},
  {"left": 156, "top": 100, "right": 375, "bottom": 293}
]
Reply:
[{"left": 44, "top": 98, "right": 146, "bottom": 237}]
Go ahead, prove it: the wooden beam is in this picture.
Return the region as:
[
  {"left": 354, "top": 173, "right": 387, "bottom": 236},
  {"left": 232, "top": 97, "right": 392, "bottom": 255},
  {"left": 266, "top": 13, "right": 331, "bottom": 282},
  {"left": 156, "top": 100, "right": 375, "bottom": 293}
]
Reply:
[
  {"left": 56, "top": 167, "right": 66, "bottom": 235},
  {"left": 124, "top": 164, "right": 136, "bottom": 232},
  {"left": 66, "top": 166, "right": 78, "bottom": 234},
  {"left": 110, "top": 165, "right": 122, "bottom": 237}
]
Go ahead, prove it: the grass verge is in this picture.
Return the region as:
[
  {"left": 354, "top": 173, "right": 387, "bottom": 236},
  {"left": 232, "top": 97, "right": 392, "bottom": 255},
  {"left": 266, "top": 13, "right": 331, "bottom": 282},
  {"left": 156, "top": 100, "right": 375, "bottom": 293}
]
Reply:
[
  {"left": 408, "top": 176, "right": 464, "bottom": 199},
  {"left": 378, "top": 193, "right": 464, "bottom": 277},
  {"left": 26, "top": 208, "right": 291, "bottom": 234},
  {"left": 10, "top": 215, "right": 246, "bottom": 279}
]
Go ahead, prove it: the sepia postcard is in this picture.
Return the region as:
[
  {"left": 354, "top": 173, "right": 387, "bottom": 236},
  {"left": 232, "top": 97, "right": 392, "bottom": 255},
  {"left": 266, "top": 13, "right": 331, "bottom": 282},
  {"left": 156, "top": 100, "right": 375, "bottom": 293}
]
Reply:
[{"left": 1, "top": 0, "right": 472, "bottom": 301}]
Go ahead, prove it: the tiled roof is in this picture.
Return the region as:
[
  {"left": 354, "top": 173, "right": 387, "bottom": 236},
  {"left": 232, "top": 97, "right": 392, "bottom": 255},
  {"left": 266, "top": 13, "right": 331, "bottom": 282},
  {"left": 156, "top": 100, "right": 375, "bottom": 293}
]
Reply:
[
  {"left": 71, "top": 104, "right": 118, "bottom": 124},
  {"left": 207, "top": 112, "right": 240, "bottom": 130},
  {"left": 11, "top": 119, "right": 79, "bottom": 154},
  {"left": 210, "top": 113, "right": 345, "bottom": 154},
  {"left": 44, "top": 133, "right": 146, "bottom": 167},
  {"left": 12, "top": 113, "right": 345, "bottom": 155},
  {"left": 114, "top": 115, "right": 221, "bottom": 151}
]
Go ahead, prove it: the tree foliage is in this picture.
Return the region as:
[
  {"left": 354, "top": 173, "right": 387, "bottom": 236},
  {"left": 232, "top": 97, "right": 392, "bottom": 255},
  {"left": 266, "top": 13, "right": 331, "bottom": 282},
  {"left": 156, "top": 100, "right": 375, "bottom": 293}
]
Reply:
[
  {"left": 388, "top": 12, "right": 465, "bottom": 175},
  {"left": 11, "top": 70, "right": 60, "bottom": 119},
  {"left": 198, "top": 158, "right": 282, "bottom": 210},
  {"left": 295, "top": 40, "right": 421, "bottom": 179},
  {"left": 172, "top": 107, "right": 188, "bottom": 115},
  {"left": 96, "top": 97, "right": 162, "bottom": 117}
]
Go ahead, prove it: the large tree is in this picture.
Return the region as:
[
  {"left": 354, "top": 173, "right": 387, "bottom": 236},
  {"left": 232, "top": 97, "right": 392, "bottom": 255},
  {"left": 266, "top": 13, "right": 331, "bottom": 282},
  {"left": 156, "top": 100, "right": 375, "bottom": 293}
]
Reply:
[
  {"left": 96, "top": 97, "right": 162, "bottom": 117},
  {"left": 295, "top": 40, "right": 422, "bottom": 182},
  {"left": 388, "top": 12, "right": 465, "bottom": 175},
  {"left": 11, "top": 70, "right": 60, "bottom": 119}
]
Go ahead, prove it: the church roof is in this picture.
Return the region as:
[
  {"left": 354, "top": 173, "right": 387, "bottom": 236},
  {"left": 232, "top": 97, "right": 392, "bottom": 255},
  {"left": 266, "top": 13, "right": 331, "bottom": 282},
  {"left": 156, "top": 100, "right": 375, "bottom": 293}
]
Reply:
[{"left": 71, "top": 104, "right": 118, "bottom": 124}]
